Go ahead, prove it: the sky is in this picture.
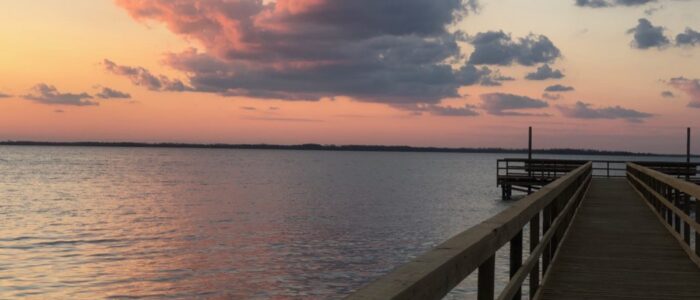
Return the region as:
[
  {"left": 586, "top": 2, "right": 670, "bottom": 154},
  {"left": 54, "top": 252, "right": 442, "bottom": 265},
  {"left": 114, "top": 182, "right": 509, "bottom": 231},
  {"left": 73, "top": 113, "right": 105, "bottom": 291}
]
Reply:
[{"left": 1, "top": 0, "right": 699, "bottom": 153}]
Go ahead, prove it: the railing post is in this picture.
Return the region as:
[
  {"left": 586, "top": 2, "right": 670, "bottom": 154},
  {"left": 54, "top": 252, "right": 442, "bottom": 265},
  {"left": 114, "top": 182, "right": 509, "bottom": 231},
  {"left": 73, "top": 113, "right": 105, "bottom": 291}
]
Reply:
[
  {"left": 478, "top": 255, "right": 495, "bottom": 300},
  {"left": 683, "top": 193, "right": 691, "bottom": 244},
  {"left": 529, "top": 213, "right": 540, "bottom": 299},
  {"left": 695, "top": 197, "right": 699, "bottom": 257},
  {"left": 509, "top": 230, "right": 523, "bottom": 300},
  {"left": 674, "top": 190, "right": 682, "bottom": 233},
  {"left": 542, "top": 204, "right": 552, "bottom": 272}
]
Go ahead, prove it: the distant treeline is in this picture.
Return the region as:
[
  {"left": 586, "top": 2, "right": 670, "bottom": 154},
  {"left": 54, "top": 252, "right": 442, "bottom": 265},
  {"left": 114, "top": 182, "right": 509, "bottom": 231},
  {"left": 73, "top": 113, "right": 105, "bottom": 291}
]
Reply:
[{"left": 1, "top": 140, "right": 693, "bottom": 157}]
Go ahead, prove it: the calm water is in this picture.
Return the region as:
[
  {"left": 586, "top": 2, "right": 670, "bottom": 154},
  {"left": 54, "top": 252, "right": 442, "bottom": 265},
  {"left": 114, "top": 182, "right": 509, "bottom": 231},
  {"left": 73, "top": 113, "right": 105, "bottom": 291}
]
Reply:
[{"left": 0, "top": 147, "right": 693, "bottom": 299}]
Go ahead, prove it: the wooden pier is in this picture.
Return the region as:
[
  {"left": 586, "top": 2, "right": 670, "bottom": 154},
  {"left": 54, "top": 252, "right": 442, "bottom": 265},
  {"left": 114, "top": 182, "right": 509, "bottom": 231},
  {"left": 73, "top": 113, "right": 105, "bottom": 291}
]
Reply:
[
  {"left": 497, "top": 158, "right": 700, "bottom": 200},
  {"left": 348, "top": 161, "right": 700, "bottom": 300}
]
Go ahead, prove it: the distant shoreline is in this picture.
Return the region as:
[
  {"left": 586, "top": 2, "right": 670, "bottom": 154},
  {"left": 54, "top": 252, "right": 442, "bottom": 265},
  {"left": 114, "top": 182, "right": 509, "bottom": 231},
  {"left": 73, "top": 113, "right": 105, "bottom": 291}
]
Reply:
[{"left": 2, "top": 140, "right": 696, "bottom": 158}]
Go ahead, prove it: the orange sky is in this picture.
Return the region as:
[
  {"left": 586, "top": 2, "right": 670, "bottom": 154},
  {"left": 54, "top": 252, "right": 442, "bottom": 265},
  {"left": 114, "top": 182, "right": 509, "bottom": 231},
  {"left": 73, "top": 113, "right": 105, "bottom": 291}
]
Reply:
[{"left": 1, "top": 0, "right": 699, "bottom": 153}]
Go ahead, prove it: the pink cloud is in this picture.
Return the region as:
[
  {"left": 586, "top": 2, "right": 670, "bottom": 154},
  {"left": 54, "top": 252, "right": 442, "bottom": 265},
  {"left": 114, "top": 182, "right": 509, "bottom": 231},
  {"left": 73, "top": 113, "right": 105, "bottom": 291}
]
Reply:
[{"left": 668, "top": 77, "right": 700, "bottom": 108}]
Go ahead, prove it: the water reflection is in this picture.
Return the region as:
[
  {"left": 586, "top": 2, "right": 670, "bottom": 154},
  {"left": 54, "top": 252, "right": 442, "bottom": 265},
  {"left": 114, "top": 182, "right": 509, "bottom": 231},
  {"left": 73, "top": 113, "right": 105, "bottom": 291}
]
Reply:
[{"left": 1, "top": 146, "right": 512, "bottom": 298}]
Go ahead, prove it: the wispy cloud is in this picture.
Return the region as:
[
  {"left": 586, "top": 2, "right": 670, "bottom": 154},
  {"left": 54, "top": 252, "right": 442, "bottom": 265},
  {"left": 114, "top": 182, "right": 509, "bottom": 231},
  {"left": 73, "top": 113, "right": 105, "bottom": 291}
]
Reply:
[
  {"left": 667, "top": 77, "right": 700, "bottom": 107},
  {"left": 545, "top": 84, "right": 575, "bottom": 92},
  {"left": 103, "top": 59, "right": 192, "bottom": 92},
  {"left": 576, "top": 0, "right": 656, "bottom": 8},
  {"left": 96, "top": 87, "right": 131, "bottom": 99},
  {"left": 661, "top": 90, "right": 675, "bottom": 98},
  {"left": 480, "top": 93, "right": 549, "bottom": 116},
  {"left": 542, "top": 93, "right": 562, "bottom": 100},
  {"left": 558, "top": 101, "right": 653, "bottom": 122},
  {"left": 23, "top": 84, "right": 97, "bottom": 106}
]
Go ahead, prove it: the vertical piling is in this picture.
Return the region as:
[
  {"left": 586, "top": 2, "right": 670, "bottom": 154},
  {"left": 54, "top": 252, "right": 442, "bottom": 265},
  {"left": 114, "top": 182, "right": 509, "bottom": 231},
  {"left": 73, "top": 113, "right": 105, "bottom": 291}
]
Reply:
[{"left": 528, "top": 127, "right": 533, "bottom": 194}]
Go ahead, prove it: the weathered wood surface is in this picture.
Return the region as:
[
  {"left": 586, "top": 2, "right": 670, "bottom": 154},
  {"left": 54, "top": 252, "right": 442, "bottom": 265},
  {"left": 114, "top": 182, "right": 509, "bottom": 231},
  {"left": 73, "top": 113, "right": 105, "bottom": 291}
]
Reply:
[{"left": 539, "top": 178, "right": 700, "bottom": 300}]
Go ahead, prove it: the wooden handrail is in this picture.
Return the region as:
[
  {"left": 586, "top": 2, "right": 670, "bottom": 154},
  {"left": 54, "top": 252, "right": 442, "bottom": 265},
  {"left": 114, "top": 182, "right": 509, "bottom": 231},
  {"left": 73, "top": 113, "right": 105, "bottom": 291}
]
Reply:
[
  {"left": 626, "top": 163, "right": 700, "bottom": 267},
  {"left": 348, "top": 162, "right": 592, "bottom": 300}
]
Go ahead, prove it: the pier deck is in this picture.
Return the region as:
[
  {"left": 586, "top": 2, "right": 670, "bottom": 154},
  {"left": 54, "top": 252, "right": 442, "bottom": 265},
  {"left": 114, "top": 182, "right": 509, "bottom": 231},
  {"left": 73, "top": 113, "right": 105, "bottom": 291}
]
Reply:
[
  {"left": 349, "top": 162, "right": 700, "bottom": 300},
  {"left": 540, "top": 178, "right": 700, "bottom": 300}
]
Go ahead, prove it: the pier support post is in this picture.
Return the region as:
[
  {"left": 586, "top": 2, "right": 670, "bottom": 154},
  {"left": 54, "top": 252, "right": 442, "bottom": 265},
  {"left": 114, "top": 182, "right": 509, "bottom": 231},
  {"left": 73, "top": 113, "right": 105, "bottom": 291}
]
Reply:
[
  {"left": 687, "top": 127, "right": 691, "bottom": 181},
  {"left": 528, "top": 127, "right": 532, "bottom": 194}
]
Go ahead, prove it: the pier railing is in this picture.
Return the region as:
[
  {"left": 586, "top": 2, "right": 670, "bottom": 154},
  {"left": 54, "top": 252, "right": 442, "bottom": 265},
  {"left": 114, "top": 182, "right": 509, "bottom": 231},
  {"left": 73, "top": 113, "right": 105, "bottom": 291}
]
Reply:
[
  {"left": 348, "top": 162, "right": 592, "bottom": 300},
  {"left": 627, "top": 163, "right": 700, "bottom": 266}
]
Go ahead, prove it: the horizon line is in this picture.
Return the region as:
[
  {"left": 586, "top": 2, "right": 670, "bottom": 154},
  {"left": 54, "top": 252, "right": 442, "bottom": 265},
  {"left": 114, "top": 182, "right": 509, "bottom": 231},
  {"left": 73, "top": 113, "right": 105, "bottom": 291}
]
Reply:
[{"left": 1, "top": 140, "right": 696, "bottom": 158}]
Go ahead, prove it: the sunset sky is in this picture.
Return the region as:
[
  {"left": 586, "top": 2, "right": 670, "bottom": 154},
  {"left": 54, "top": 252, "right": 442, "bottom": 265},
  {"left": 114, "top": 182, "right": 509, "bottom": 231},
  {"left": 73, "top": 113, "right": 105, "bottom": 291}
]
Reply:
[{"left": 1, "top": 0, "right": 699, "bottom": 153}]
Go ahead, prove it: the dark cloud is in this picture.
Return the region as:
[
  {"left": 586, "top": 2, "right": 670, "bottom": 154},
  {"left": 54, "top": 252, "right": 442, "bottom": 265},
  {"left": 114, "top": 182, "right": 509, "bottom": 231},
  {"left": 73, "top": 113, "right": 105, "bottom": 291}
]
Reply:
[
  {"left": 96, "top": 87, "right": 131, "bottom": 99},
  {"left": 576, "top": 0, "right": 656, "bottom": 8},
  {"left": 240, "top": 106, "right": 257, "bottom": 111},
  {"left": 542, "top": 93, "right": 562, "bottom": 100},
  {"left": 0, "top": 92, "right": 11, "bottom": 98},
  {"left": 480, "top": 93, "right": 549, "bottom": 116},
  {"left": 661, "top": 90, "right": 675, "bottom": 98},
  {"left": 467, "top": 31, "right": 561, "bottom": 66},
  {"left": 525, "top": 64, "right": 564, "bottom": 80},
  {"left": 627, "top": 18, "right": 670, "bottom": 49},
  {"left": 558, "top": 101, "right": 653, "bottom": 122},
  {"left": 545, "top": 84, "right": 575, "bottom": 92},
  {"left": 54, "top": 109, "right": 65, "bottom": 113},
  {"left": 675, "top": 28, "right": 700, "bottom": 46},
  {"left": 113, "top": 0, "right": 499, "bottom": 105},
  {"left": 667, "top": 77, "right": 700, "bottom": 107},
  {"left": 103, "top": 59, "right": 193, "bottom": 92},
  {"left": 23, "top": 84, "right": 97, "bottom": 106}
]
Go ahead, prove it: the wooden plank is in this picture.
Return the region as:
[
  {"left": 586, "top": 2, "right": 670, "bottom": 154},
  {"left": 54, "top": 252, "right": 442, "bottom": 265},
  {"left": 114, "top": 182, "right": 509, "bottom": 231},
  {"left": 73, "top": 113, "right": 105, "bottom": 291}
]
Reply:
[{"left": 538, "top": 178, "right": 700, "bottom": 300}]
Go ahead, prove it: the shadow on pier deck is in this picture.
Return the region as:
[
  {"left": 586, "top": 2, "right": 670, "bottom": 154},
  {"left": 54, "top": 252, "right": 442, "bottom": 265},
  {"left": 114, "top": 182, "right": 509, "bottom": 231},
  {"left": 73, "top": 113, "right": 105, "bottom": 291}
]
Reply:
[{"left": 348, "top": 162, "right": 700, "bottom": 300}]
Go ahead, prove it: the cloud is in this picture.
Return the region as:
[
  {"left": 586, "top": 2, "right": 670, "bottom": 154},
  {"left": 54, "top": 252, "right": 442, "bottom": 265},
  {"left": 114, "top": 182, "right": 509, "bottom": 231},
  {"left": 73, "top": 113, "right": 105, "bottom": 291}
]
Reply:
[
  {"left": 96, "top": 87, "right": 131, "bottom": 99},
  {"left": 576, "top": 0, "right": 656, "bottom": 8},
  {"left": 661, "top": 90, "right": 675, "bottom": 98},
  {"left": 467, "top": 31, "right": 561, "bottom": 66},
  {"left": 557, "top": 101, "right": 653, "bottom": 122},
  {"left": 240, "top": 106, "right": 257, "bottom": 111},
  {"left": 480, "top": 93, "right": 549, "bottom": 116},
  {"left": 103, "top": 59, "right": 192, "bottom": 92},
  {"left": 421, "top": 104, "right": 480, "bottom": 117},
  {"left": 23, "top": 84, "right": 97, "bottom": 106},
  {"left": 396, "top": 103, "right": 480, "bottom": 117},
  {"left": 0, "top": 92, "right": 11, "bottom": 98},
  {"left": 545, "top": 84, "right": 575, "bottom": 92},
  {"left": 627, "top": 18, "right": 670, "bottom": 49},
  {"left": 542, "top": 93, "right": 562, "bottom": 100},
  {"left": 54, "top": 109, "right": 65, "bottom": 113},
  {"left": 644, "top": 5, "right": 663, "bottom": 16},
  {"left": 667, "top": 77, "right": 700, "bottom": 107},
  {"left": 112, "top": 0, "right": 497, "bottom": 105},
  {"left": 675, "top": 28, "right": 700, "bottom": 46},
  {"left": 479, "top": 70, "right": 515, "bottom": 86},
  {"left": 525, "top": 64, "right": 564, "bottom": 80}
]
